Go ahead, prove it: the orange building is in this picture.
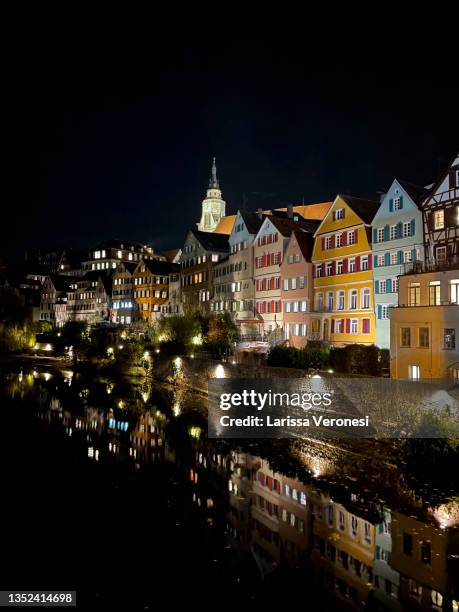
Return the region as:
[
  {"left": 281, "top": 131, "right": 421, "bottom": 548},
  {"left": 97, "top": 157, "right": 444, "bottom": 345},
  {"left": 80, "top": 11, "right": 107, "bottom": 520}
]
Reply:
[{"left": 133, "top": 259, "right": 179, "bottom": 323}]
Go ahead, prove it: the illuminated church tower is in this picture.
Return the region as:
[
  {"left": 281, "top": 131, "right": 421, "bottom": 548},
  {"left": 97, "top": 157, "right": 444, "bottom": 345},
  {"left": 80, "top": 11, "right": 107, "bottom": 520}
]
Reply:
[{"left": 197, "top": 157, "right": 226, "bottom": 232}]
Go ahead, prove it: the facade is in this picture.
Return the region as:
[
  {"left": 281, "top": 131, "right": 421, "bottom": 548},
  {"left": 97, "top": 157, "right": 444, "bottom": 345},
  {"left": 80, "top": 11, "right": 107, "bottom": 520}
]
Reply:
[
  {"left": 423, "top": 152, "right": 459, "bottom": 266},
  {"left": 254, "top": 215, "right": 318, "bottom": 335},
  {"left": 40, "top": 275, "right": 72, "bottom": 326},
  {"left": 133, "top": 259, "right": 179, "bottom": 323},
  {"left": 372, "top": 509, "right": 402, "bottom": 611},
  {"left": 311, "top": 195, "right": 379, "bottom": 346},
  {"left": 211, "top": 211, "right": 264, "bottom": 335},
  {"left": 310, "top": 490, "right": 376, "bottom": 609},
  {"left": 66, "top": 272, "right": 112, "bottom": 323},
  {"left": 82, "top": 240, "right": 161, "bottom": 272},
  {"left": 180, "top": 229, "right": 229, "bottom": 313},
  {"left": 111, "top": 262, "right": 137, "bottom": 325},
  {"left": 390, "top": 268, "right": 459, "bottom": 380},
  {"left": 280, "top": 230, "right": 314, "bottom": 348},
  {"left": 372, "top": 180, "right": 427, "bottom": 348},
  {"left": 197, "top": 158, "right": 226, "bottom": 233}
]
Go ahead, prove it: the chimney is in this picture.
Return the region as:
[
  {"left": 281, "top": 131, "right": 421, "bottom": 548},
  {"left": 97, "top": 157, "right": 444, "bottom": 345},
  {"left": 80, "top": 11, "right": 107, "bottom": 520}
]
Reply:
[
  {"left": 287, "top": 204, "right": 293, "bottom": 219},
  {"left": 257, "top": 208, "right": 263, "bottom": 220}
]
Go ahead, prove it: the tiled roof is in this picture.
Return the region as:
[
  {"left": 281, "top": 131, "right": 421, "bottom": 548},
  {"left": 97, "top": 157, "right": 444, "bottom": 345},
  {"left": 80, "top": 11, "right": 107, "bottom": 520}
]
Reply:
[
  {"left": 268, "top": 215, "right": 320, "bottom": 237},
  {"left": 274, "top": 202, "right": 333, "bottom": 221},
  {"left": 214, "top": 215, "right": 236, "bottom": 235},
  {"left": 190, "top": 229, "right": 229, "bottom": 253},
  {"left": 292, "top": 229, "right": 314, "bottom": 261},
  {"left": 239, "top": 211, "right": 267, "bottom": 235},
  {"left": 338, "top": 195, "right": 380, "bottom": 224}
]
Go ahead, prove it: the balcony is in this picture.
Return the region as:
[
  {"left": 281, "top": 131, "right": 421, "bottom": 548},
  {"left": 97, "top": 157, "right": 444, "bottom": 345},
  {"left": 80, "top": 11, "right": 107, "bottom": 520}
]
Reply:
[{"left": 401, "top": 258, "right": 459, "bottom": 276}]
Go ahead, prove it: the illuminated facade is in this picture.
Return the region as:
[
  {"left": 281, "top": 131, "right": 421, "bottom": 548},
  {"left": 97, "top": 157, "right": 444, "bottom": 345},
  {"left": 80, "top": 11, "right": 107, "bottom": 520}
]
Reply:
[
  {"left": 133, "top": 259, "right": 179, "bottom": 322},
  {"left": 197, "top": 158, "right": 226, "bottom": 233},
  {"left": 311, "top": 195, "right": 379, "bottom": 346}
]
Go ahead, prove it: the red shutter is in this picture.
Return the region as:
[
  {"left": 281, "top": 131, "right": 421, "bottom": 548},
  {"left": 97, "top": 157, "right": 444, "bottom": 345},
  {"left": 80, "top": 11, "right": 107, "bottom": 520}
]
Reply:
[
  {"left": 271, "top": 300, "right": 275, "bottom": 313},
  {"left": 322, "top": 237, "right": 325, "bottom": 250},
  {"left": 343, "top": 258, "right": 348, "bottom": 273},
  {"left": 342, "top": 232, "right": 347, "bottom": 246},
  {"left": 275, "top": 233, "right": 278, "bottom": 242},
  {"left": 278, "top": 252, "right": 282, "bottom": 265},
  {"left": 362, "top": 318, "right": 370, "bottom": 333},
  {"left": 345, "top": 318, "right": 350, "bottom": 333},
  {"left": 331, "top": 260, "right": 336, "bottom": 275},
  {"left": 275, "top": 480, "right": 281, "bottom": 493},
  {"left": 368, "top": 255, "right": 372, "bottom": 270},
  {"left": 278, "top": 301, "right": 282, "bottom": 312},
  {"left": 355, "top": 256, "right": 361, "bottom": 271},
  {"left": 262, "top": 302, "right": 266, "bottom": 314},
  {"left": 266, "top": 476, "right": 272, "bottom": 489},
  {"left": 332, "top": 211, "right": 336, "bottom": 221}
]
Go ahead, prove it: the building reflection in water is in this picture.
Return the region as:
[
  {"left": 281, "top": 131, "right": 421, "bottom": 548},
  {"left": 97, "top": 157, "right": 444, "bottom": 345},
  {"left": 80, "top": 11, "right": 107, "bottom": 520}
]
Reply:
[{"left": 4, "top": 370, "right": 459, "bottom": 612}]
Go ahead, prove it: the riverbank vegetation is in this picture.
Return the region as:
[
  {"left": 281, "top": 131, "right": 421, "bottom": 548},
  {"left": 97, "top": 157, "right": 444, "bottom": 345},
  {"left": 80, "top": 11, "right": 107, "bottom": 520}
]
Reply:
[{"left": 0, "top": 287, "right": 39, "bottom": 353}]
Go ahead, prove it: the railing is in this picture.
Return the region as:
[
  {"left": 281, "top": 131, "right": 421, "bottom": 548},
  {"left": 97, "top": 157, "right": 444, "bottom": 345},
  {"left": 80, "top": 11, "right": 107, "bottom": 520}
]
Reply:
[{"left": 401, "top": 258, "right": 459, "bottom": 276}]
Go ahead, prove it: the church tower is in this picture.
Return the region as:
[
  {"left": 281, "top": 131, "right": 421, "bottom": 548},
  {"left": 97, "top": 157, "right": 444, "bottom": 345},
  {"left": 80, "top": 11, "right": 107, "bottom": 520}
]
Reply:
[{"left": 197, "top": 157, "right": 226, "bottom": 232}]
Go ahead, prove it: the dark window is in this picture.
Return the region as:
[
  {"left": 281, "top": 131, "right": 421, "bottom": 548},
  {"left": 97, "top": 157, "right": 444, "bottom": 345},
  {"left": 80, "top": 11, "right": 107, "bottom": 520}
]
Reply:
[
  {"left": 403, "top": 532, "right": 413, "bottom": 556},
  {"left": 420, "top": 541, "right": 431, "bottom": 565}
]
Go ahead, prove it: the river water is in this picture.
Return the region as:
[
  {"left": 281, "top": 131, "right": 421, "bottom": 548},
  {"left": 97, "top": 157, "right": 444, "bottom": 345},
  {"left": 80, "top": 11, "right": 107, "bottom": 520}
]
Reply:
[{"left": 1, "top": 366, "right": 458, "bottom": 610}]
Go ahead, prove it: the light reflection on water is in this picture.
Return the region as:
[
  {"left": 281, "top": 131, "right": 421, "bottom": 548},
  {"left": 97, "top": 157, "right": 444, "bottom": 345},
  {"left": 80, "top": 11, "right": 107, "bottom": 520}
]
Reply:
[{"left": 1, "top": 368, "right": 458, "bottom": 610}]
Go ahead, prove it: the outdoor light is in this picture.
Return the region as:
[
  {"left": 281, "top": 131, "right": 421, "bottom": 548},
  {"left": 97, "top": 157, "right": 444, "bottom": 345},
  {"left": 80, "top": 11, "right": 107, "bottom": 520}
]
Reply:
[
  {"left": 174, "top": 356, "right": 182, "bottom": 368},
  {"left": 155, "top": 348, "right": 160, "bottom": 354},
  {"left": 190, "top": 353, "right": 194, "bottom": 359},
  {"left": 192, "top": 334, "right": 202, "bottom": 346},
  {"left": 45, "top": 344, "right": 52, "bottom": 351},
  {"left": 142, "top": 392, "right": 149, "bottom": 403},
  {"left": 107, "top": 347, "right": 114, "bottom": 355},
  {"left": 143, "top": 351, "right": 150, "bottom": 360},
  {"left": 44, "top": 373, "right": 51, "bottom": 381},
  {"left": 158, "top": 334, "right": 167, "bottom": 343},
  {"left": 327, "top": 369, "right": 334, "bottom": 374},
  {"left": 215, "top": 364, "right": 225, "bottom": 378},
  {"left": 118, "top": 345, "right": 124, "bottom": 350},
  {"left": 118, "top": 400, "right": 124, "bottom": 409}
]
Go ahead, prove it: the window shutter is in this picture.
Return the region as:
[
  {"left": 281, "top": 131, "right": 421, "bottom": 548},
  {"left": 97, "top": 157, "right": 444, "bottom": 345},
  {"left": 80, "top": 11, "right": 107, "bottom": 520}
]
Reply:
[
  {"left": 332, "top": 211, "right": 336, "bottom": 221},
  {"left": 412, "top": 248, "right": 417, "bottom": 262},
  {"left": 343, "top": 258, "right": 348, "bottom": 273},
  {"left": 397, "top": 250, "right": 403, "bottom": 264},
  {"left": 396, "top": 222, "right": 403, "bottom": 238},
  {"left": 331, "top": 319, "right": 335, "bottom": 333},
  {"left": 271, "top": 300, "right": 275, "bottom": 313},
  {"left": 384, "top": 252, "right": 390, "bottom": 266},
  {"left": 384, "top": 225, "right": 390, "bottom": 241},
  {"left": 375, "top": 281, "right": 379, "bottom": 294},
  {"left": 331, "top": 260, "right": 336, "bottom": 275},
  {"left": 389, "top": 198, "right": 394, "bottom": 212},
  {"left": 331, "top": 235, "right": 335, "bottom": 249},
  {"left": 399, "top": 195, "right": 404, "bottom": 209},
  {"left": 342, "top": 232, "right": 347, "bottom": 246},
  {"left": 345, "top": 318, "right": 350, "bottom": 333},
  {"left": 355, "top": 256, "right": 361, "bottom": 271},
  {"left": 278, "top": 252, "right": 281, "bottom": 265},
  {"left": 363, "top": 318, "right": 370, "bottom": 333},
  {"left": 377, "top": 304, "right": 382, "bottom": 319},
  {"left": 386, "top": 278, "right": 391, "bottom": 293},
  {"left": 278, "top": 301, "right": 282, "bottom": 312},
  {"left": 410, "top": 218, "right": 415, "bottom": 236},
  {"left": 321, "top": 237, "right": 325, "bottom": 250},
  {"left": 373, "top": 228, "right": 378, "bottom": 243},
  {"left": 373, "top": 255, "right": 378, "bottom": 268}
]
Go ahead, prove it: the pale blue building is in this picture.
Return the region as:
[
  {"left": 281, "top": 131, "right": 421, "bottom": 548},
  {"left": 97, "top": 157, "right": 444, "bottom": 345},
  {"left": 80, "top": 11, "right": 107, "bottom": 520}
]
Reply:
[{"left": 372, "top": 180, "right": 427, "bottom": 349}]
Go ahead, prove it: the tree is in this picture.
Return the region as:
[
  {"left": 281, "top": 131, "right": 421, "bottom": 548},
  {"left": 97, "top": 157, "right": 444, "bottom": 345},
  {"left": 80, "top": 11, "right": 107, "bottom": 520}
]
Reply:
[
  {"left": 0, "top": 287, "right": 35, "bottom": 353},
  {"left": 205, "top": 313, "right": 238, "bottom": 359}
]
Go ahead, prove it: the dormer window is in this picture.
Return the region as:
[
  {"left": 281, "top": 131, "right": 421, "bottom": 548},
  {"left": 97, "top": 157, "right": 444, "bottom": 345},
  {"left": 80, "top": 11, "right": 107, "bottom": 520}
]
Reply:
[
  {"left": 325, "top": 236, "right": 332, "bottom": 249},
  {"left": 393, "top": 197, "right": 401, "bottom": 211},
  {"left": 334, "top": 208, "right": 344, "bottom": 220}
]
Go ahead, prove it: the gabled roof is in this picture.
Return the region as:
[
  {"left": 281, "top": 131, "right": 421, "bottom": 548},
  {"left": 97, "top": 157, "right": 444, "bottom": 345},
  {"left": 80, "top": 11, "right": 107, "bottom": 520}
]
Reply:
[
  {"left": 337, "top": 195, "right": 380, "bottom": 224},
  {"left": 190, "top": 229, "right": 229, "bottom": 253},
  {"left": 160, "top": 249, "right": 181, "bottom": 263},
  {"left": 143, "top": 259, "right": 180, "bottom": 275},
  {"left": 239, "top": 211, "right": 267, "bottom": 235},
  {"left": 116, "top": 262, "right": 137, "bottom": 275},
  {"left": 396, "top": 179, "right": 430, "bottom": 206},
  {"left": 274, "top": 202, "right": 333, "bottom": 221},
  {"left": 268, "top": 215, "right": 320, "bottom": 237},
  {"left": 214, "top": 215, "right": 237, "bottom": 235},
  {"left": 48, "top": 275, "right": 74, "bottom": 292},
  {"left": 292, "top": 229, "right": 314, "bottom": 262},
  {"left": 422, "top": 151, "right": 459, "bottom": 203}
]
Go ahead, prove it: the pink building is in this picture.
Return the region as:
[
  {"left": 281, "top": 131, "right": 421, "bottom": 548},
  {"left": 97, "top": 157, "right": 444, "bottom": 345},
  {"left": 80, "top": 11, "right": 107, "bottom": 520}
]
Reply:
[{"left": 281, "top": 230, "right": 314, "bottom": 348}]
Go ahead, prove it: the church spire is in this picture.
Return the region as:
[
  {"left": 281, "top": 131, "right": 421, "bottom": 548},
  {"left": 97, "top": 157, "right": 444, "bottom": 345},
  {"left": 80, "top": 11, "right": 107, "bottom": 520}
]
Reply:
[{"left": 209, "top": 157, "right": 219, "bottom": 189}]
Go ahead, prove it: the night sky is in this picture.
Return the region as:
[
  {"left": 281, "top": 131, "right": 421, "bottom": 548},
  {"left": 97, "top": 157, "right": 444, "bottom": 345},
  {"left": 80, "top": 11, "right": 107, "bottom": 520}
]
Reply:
[{"left": 4, "top": 16, "right": 458, "bottom": 259}]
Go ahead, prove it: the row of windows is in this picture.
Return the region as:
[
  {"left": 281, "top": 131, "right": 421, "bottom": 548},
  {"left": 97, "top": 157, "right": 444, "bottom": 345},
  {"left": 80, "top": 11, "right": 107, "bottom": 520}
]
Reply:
[
  {"left": 112, "top": 301, "right": 134, "bottom": 309},
  {"left": 181, "top": 253, "right": 220, "bottom": 267},
  {"left": 257, "top": 233, "right": 279, "bottom": 246},
  {"left": 134, "top": 290, "right": 167, "bottom": 298},
  {"left": 316, "top": 288, "right": 371, "bottom": 311},
  {"left": 282, "top": 276, "right": 306, "bottom": 290},
  {"left": 255, "top": 252, "right": 281, "bottom": 268},
  {"left": 315, "top": 255, "right": 369, "bottom": 277},
  {"left": 182, "top": 272, "right": 208, "bottom": 286},
  {"left": 215, "top": 281, "right": 243, "bottom": 294},
  {"left": 286, "top": 253, "right": 301, "bottom": 263},
  {"left": 211, "top": 300, "right": 253, "bottom": 312},
  {"left": 400, "top": 327, "right": 455, "bottom": 349},
  {"left": 215, "top": 261, "right": 247, "bottom": 277},
  {"left": 284, "top": 322, "right": 308, "bottom": 337},
  {"left": 375, "top": 278, "right": 399, "bottom": 294},
  {"left": 285, "top": 300, "right": 308, "bottom": 313},
  {"left": 255, "top": 301, "right": 282, "bottom": 314},
  {"left": 230, "top": 240, "right": 248, "bottom": 253},
  {"left": 256, "top": 277, "right": 280, "bottom": 291},
  {"left": 374, "top": 248, "right": 419, "bottom": 267},
  {"left": 134, "top": 276, "right": 168, "bottom": 285},
  {"left": 323, "top": 229, "right": 356, "bottom": 250},
  {"left": 374, "top": 219, "right": 415, "bottom": 242},
  {"left": 407, "top": 279, "right": 459, "bottom": 306},
  {"left": 329, "top": 318, "right": 371, "bottom": 334},
  {"left": 91, "top": 261, "right": 116, "bottom": 270}
]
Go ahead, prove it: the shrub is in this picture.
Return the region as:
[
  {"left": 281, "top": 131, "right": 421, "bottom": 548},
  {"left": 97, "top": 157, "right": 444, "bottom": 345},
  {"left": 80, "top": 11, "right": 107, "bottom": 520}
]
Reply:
[
  {"left": 329, "top": 344, "right": 385, "bottom": 376},
  {"left": 267, "top": 345, "right": 330, "bottom": 370}
]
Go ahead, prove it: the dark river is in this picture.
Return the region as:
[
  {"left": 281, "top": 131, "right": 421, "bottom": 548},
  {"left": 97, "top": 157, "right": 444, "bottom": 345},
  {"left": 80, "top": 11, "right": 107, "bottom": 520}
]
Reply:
[{"left": 1, "top": 366, "right": 458, "bottom": 610}]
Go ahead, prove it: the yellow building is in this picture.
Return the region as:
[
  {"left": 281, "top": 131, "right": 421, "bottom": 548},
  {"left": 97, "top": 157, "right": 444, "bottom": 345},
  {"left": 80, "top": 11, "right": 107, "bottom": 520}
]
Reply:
[{"left": 311, "top": 195, "right": 380, "bottom": 346}]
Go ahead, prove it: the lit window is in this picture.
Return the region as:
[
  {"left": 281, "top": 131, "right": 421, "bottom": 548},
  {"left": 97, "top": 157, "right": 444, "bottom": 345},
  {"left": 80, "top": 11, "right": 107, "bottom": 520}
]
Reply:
[
  {"left": 348, "top": 230, "right": 356, "bottom": 245},
  {"left": 434, "top": 210, "right": 445, "bottom": 230},
  {"left": 377, "top": 228, "right": 385, "bottom": 242},
  {"left": 409, "top": 365, "right": 420, "bottom": 380}
]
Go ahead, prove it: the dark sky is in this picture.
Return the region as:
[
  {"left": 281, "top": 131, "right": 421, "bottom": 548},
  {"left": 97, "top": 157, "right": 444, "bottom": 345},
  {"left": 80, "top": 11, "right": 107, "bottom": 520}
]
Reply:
[{"left": 3, "top": 15, "right": 458, "bottom": 259}]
